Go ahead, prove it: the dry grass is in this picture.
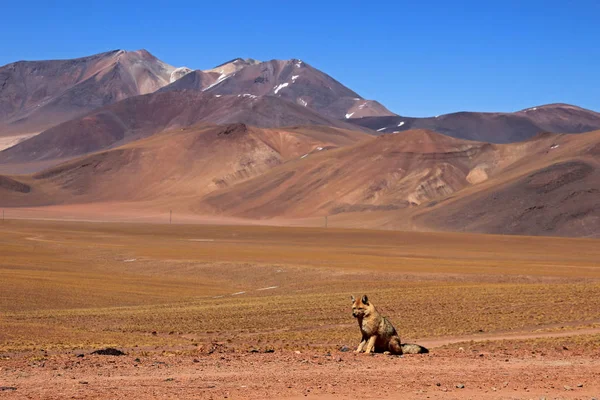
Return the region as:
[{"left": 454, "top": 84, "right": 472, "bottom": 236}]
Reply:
[{"left": 1, "top": 219, "right": 599, "bottom": 353}]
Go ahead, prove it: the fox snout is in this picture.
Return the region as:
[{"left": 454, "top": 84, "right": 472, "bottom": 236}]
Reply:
[{"left": 351, "top": 294, "right": 369, "bottom": 318}]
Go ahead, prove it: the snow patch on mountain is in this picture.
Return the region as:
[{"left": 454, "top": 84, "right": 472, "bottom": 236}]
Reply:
[{"left": 273, "top": 82, "right": 289, "bottom": 94}]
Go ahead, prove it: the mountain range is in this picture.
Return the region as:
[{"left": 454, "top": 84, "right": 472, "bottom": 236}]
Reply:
[
  {"left": 352, "top": 103, "right": 600, "bottom": 143},
  {"left": 0, "top": 49, "right": 598, "bottom": 237}
]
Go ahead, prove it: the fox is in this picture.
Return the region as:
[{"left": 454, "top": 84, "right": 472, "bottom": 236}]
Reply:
[{"left": 351, "top": 294, "right": 428, "bottom": 355}]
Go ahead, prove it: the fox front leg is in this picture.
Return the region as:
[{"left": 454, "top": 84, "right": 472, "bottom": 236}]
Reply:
[
  {"left": 355, "top": 339, "right": 367, "bottom": 353},
  {"left": 364, "top": 335, "right": 377, "bottom": 353}
]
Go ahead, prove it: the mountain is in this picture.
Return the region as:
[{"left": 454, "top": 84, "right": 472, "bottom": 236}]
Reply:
[
  {"left": 6, "top": 127, "right": 597, "bottom": 237},
  {"left": 1, "top": 49, "right": 598, "bottom": 238},
  {"left": 0, "top": 49, "right": 189, "bottom": 140},
  {"left": 203, "top": 129, "right": 600, "bottom": 237},
  {"left": 413, "top": 130, "right": 600, "bottom": 237},
  {"left": 0, "top": 90, "right": 370, "bottom": 168},
  {"left": 201, "top": 130, "right": 495, "bottom": 218},
  {"left": 350, "top": 104, "right": 600, "bottom": 143},
  {"left": 0, "top": 123, "right": 369, "bottom": 207},
  {"left": 159, "top": 58, "right": 397, "bottom": 120}
]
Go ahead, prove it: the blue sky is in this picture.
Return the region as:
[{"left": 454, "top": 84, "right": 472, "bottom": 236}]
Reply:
[{"left": 2, "top": 0, "right": 598, "bottom": 116}]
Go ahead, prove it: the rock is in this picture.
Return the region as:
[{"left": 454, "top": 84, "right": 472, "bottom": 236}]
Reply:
[
  {"left": 165, "top": 378, "right": 174, "bottom": 382},
  {"left": 577, "top": 383, "right": 583, "bottom": 387},
  {"left": 0, "top": 387, "right": 17, "bottom": 391},
  {"left": 264, "top": 349, "right": 274, "bottom": 353},
  {"left": 564, "top": 385, "right": 572, "bottom": 391},
  {"left": 456, "top": 384, "right": 465, "bottom": 389},
  {"left": 91, "top": 348, "right": 126, "bottom": 356},
  {"left": 134, "top": 358, "right": 141, "bottom": 363},
  {"left": 339, "top": 346, "right": 351, "bottom": 352},
  {"left": 78, "top": 381, "right": 88, "bottom": 385},
  {"left": 435, "top": 383, "right": 441, "bottom": 387},
  {"left": 76, "top": 354, "right": 84, "bottom": 358},
  {"left": 294, "top": 351, "right": 301, "bottom": 354}
]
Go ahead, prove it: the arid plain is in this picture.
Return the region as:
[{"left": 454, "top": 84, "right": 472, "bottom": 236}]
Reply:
[{"left": 1, "top": 219, "right": 599, "bottom": 399}]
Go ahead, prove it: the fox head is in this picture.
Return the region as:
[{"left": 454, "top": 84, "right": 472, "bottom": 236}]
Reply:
[{"left": 351, "top": 294, "right": 373, "bottom": 318}]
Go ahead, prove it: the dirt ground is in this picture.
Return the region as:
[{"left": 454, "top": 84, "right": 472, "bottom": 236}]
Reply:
[
  {"left": 1, "top": 220, "right": 600, "bottom": 399},
  {"left": 2, "top": 346, "right": 600, "bottom": 399}
]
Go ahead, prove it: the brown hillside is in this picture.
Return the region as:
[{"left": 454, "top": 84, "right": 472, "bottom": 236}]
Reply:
[
  {"left": 2, "top": 128, "right": 598, "bottom": 238},
  {"left": 200, "top": 129, "right": 599, "bottom": 237},
  {"left": 0, "top": 91, "right": 369, "bottom": 169},
  {"left": 201, "top": 130, "right": 494, "bottom": 217},
  {"left": 413, "top": 130, "right": 600, "bottom": 237},
  {"left": 17, "top": 124, "right": 368, "bottom": 210}
]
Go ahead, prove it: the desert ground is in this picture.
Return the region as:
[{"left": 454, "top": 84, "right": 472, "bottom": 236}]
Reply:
[{"left": 1, "top": 219, "right": 600, "bottom": 399}]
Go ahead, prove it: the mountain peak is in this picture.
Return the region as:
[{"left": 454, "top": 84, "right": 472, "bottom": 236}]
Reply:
[
  {"left": 213, "top": 58, "right": 261, "bottom": 68},
  {"left": 112, "top": 49, "right": 157, "bottom": 61},
  {"left": 206, "top": 58, "right": 261, "bottom": 76}
]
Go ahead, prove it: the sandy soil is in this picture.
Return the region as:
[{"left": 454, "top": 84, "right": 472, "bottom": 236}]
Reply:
[
  {"left": 2, "top": 343, "right": 599, "bottom": 399},
  {"left": 2, "top": 220, "right": 600, "bottom": 399}
]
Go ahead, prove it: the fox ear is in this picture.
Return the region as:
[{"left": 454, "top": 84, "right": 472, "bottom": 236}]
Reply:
[
  {"left": 361, "top": 295, "right": 369, "bottom": 304},
  {"left": 350, "top": 295, "right": 356, "bottom": 303}
]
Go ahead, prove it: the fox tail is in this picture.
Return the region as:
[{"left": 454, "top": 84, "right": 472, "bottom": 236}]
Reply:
[{"left": 401, "top": 343, "right": 429, "bottom": 354}]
